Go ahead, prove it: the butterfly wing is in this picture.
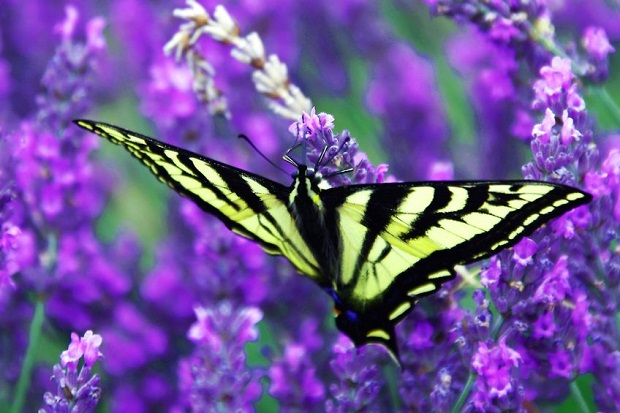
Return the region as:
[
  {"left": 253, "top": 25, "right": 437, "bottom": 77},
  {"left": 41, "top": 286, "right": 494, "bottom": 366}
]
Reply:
[
  {"left": 74, "top": 120, "right": 324, "bottom": 282},
  {"left": 322, "top": 180, "right": 591, "bottom": 358},
  {"left": 75, "top": 119, "right": 592, "bottom": 362}
]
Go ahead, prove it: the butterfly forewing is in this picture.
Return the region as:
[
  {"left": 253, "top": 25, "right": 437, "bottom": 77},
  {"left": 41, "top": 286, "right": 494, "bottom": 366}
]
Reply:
[{"left": 74, "top": 120, "right": 323, "bottom": 281}]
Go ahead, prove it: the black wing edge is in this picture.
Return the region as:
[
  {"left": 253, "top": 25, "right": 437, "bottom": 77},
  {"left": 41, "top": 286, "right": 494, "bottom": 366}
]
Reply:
[{"left": 336, "top": 312, "right": 403, "bottom": 368}]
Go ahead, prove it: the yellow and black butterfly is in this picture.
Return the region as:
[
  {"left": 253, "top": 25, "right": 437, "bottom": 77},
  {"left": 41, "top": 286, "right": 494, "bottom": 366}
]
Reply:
[{"left": 74, "top": 120, "right": 591, "bottom": 362}]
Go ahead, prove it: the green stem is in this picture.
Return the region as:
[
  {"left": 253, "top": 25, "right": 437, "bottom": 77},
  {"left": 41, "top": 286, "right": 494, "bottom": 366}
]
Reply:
[
  {"left": 10, "top": 299, "right": 45, "bottom": 413},
  {"left": 570, "top": 381, "right": 592, "bottom": 413},
  {"left": 592, "top": 86, "right": 620, "bottom": 126},
  {"left": 537, "top": 36, "right": 568, "bottom": 59},
  {"left": 490, "top": 313, "right": 504, "bottom": 339},
  {"left": 451, "top": 372, "right": 475, "bottom": 413}
]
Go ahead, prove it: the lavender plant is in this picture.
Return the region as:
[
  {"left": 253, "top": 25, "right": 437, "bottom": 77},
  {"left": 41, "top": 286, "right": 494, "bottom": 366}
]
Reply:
[
  {"left": 0, "top": 0, "right": 618, "bottom": 412},
  {"left": 39, "top": 330, "right": 104, "bottom": 413}
]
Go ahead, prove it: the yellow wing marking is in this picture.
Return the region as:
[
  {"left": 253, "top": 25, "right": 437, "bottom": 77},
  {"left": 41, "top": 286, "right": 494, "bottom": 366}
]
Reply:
[
  {"left": 425, "top": 226, "right": 465, "bottom": 249},
  {"left": 76, "top": 120, "right": 94, "bottom": 130},
  {"left": 234, "top": 198, "right": 321, "bottom": 277},
  {"left": 398, "top": 187, "right": 436, "bottom": 214},
  {"left": 522, "top": 214, "right": 539, "bottom": 226},
  {"left": 437, "top": 187, "right": 468, "bottom": 213},
  {"left": 338, "top": 209, "right": 423, "bottom": 301},
  {"left": 388, "top": 302, "right": 411, "bottom": 320},
  {"left": 98, "top": 124, "right": 146, "bottom": 146},
  {"left": 539, "top": 206, "right": 554, "bottom": 215},
  {"left": 508, "top": 225, "right": 526, "bottom": 240},
  {"left": 482, "top": 203, "right": 514, "bottom": 218},
  {"left": 516, "top": 185, "right": 554, "bottom": 195},
  {"left": 339, "top": 218, "right": 369, "bottom": 285},
  {"left": 191, "top": 159, "right": 228, "bottom": 188},
  {"left": 462, "top": 212, "right": 502, "bottom": 231},
  {"left": 408, "top": 283, "right": 436, "bottom": 296},
  {"left": 428, "top": 269, "right": 452, "bottom": 280},
  {"left": 366, "top": 329, "right": 391, "bottom": 340},
  {"left": 164, "top": 150, "right": 196, "bottom": 177},
  {"left": 567, "top": 192, "right": 585, "bottom": 201}
]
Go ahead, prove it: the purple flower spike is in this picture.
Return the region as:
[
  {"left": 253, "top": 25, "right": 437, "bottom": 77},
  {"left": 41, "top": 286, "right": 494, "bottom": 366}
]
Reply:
[
  {"left": 512, "top": 238, "right": 537, "bottom": 267},
  {"left": 470, "top": 337, "right": 523, "bottom": 410},
  {"left": 40, "top": 331, "right": 103, "bottom": 413},
  {"left": 0, "top": 222, "right": 20, "bottom": 292},
  {"left": 268, "top": 342, "right": 325, "bottom": 409},
  {"left": 289, "top": 108, "right": 389, "bottom": 186},
  {"left": 37, "top": 6, "right": 107, "bottom": 134},
  {"left": 187, "top": 303, "right": 262, "bottom": 350},
  {"left": 325, "top": 335, "right": 384, "bottom": 413},
  {"left": 1, "top": 1, "right": 615, "bottom": 411},
  {"left": 582, "top": 27, "right": 615, "bottom": 81},
  {"left": 178, "top": 302, "right": 263, "bottom": 412}
]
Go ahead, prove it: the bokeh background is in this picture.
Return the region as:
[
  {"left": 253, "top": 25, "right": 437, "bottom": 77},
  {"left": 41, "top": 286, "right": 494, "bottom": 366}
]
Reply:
[{"left": 1, "top": 0, "right": 619, "bottom": 411}]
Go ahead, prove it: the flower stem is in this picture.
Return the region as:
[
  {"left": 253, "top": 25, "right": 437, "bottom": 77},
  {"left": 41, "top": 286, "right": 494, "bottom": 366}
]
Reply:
[
  {"left": 537, "top": 36, "right": 568, "bottom": 59},
  {"left": 10, "top": 298, "right": 45, "bottom": 413},
  {"left": 593, "top": 86, "right": 620, "bottom": 126},
  {"left": 570, "top": 381, "right": 592, "bottom": 413},
  {"left": 451, "top": 372, "right": 475, "bottom": 413},
  {"left": 490, "top": 313, "right": 504, "bottom": 339}
]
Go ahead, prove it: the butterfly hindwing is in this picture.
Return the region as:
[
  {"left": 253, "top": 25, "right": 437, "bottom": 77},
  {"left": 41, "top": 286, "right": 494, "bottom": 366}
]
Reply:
[
  {"left": 323, "top": 181, "right": 591, "bottom": 356},
  {"left": 74, "top": 120, "right": 324, "bottom": 282}
]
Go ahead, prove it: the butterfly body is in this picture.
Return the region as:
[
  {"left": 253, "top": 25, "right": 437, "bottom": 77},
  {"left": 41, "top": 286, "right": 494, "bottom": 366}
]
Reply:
[{"left": 74, "top": 120, "right": 592, "bottom": 362}]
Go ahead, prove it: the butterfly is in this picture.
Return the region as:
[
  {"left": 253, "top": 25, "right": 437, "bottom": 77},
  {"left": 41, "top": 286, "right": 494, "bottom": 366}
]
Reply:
[{"left": 74, "top": 119, "right": 591, "bottom": 362}]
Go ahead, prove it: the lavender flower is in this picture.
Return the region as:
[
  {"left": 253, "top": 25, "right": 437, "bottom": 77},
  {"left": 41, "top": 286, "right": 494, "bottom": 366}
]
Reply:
[
  {"left": 268, "top": 342, "right": 325, "bottom": 410},
  {"left": 469, "top": 337, "right": 523, "bottom": 411},
  {"left": 2, "top": 1, "right": 619, "bottom": 411},
  {"left": 288, "top": 108, "right": 389, "bottom": 186},
  {"left": 581, "top": 26, "right": 615, "bottom": 82},
  {"left": 0, "top": 6, "right": 177, "bottom": 412},
  {"left": 164, "top": 1, "right": 311, "bottom": 119},
  {"left": 398, "top": 300, "right": 469, "bottom": 413},
  {"left": 325, "top": 335, "right": 385, "bottom": 412},
  {"left": 177, "top": 303, "right": 263, "bottom": 412},
  {"left": 0, "top": 179, "right": 18, "bottom": 300},
  {"left": 39, "top": 330, "right": 103, "bottom": 413}
]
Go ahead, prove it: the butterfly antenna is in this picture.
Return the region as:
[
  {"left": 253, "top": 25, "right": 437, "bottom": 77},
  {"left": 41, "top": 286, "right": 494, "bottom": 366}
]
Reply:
[
  {"left": 283, "top": 122, "right": 304, "bottom": 168},
  {"left": 237, "top": 134, "right": 288, "bottom": 174},
  {"left": 315, "top": 145, "right": 329, "bottom": 171},
  {"left": 323, "top": 166, "right": 355, "bottom": 180},
  {"left": 283, "top": 144, "right": 300, "bottom": 167}
]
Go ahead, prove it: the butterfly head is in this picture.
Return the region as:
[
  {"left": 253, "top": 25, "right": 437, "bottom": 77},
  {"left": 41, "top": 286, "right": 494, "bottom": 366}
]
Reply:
[
  {"left": 284, "top": 140, "right": 353, "bottom": 191},
  {"left": 290, "top": 164, "right": 331, "bottom": 196}
]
